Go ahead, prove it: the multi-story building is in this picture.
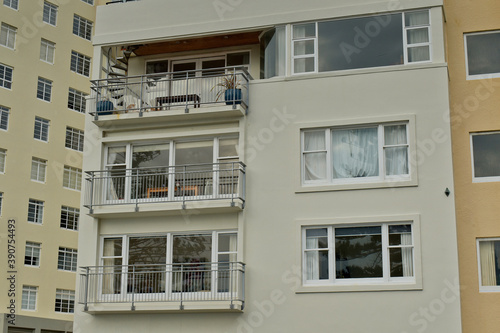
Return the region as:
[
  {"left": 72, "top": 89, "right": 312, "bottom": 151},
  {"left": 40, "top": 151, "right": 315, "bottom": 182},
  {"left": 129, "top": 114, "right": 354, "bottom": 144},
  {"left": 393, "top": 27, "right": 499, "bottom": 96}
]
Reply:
[
  {"left": 0, "top": 1, "right": 97, "bottom": 332},
  {"left": 75, "top": 0, "right": 463, "bottom": 332},
  {"left": 445, "top": 0, "right": 500, "bottom": 332}
]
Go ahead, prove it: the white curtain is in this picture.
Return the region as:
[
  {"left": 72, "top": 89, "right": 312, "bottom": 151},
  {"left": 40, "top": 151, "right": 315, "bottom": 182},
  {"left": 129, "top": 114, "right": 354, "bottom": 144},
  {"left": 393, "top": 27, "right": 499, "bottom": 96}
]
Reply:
[
  {"left": 304, "top": 131, "right": 327, "bottom": 181},
  {"left": 275, "top": 26, "right": 286, "bottom": 76},
  {"left": 305, "top": 238, "right": 319, "bottom": 280},
  {"left": 480, "top": 241, "right": 497, "bottom": 286},
  {"left": 384, "top": 125, "right": 409, "bottom": 176},
  {"left": 406, "top": 11, "right": 430, "bottom": 62},
  {"left": 332, "top": 128, "right": 378, "bottom": 178},
  {"left": 102, "top": 239, "right": 121, "bottom": 295},
  {"left": 401, "top": 233, "right": 413, "bottom": 277}
]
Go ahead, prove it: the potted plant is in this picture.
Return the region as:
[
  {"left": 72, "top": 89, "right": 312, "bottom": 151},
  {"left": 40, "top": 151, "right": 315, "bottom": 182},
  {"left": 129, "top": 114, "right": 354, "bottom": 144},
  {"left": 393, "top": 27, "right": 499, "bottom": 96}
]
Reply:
[{"left": 212, "top": 72, "right": 243, "bottom": 105}]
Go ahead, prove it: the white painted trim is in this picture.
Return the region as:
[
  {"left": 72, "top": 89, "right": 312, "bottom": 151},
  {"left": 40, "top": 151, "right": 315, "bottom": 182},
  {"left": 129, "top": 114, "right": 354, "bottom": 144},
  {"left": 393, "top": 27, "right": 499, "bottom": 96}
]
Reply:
[{"left": 464, "top": 30, "right": 500, "bottom": 80}]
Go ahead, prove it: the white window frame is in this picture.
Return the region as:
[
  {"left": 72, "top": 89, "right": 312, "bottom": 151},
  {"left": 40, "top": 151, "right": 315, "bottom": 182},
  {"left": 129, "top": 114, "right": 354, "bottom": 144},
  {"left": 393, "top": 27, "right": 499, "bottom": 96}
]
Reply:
[
  {"left": 37, "top": 77, "right": 52, "bottom": 102},
  {"left": 465, "top": 30, "right": 500, "bottom": 80},
  {"left": 70, "top": 50, "right": 91, "bottom": 77},
  {"left": 55, "top": 289, "right": 75, "bottom": 313},
  {"left": 3, "top": 0, "right": 18, "bottom": 10},
  {"left": 68, "top": 88, "right": 87, "bottom": 112},
  {"left": 63, "top": 165, "right": 82, "bottom": 191},
  {"left": 40, "top": 39, "right": 55, "bottom": 64},
  {"left": 0, "top": 148, "right": 5, "bottom": 173},
  {"left": 34, "top": 116, "right": 50, "bottom": 142},
  {"left": 403, "top": 10, "right": 432, "bottom": 64},
  {"left": 0, "top": 105, "right": 9, "bottom": 130},
  {"left": 291, "top": 22, "right": 318, "bottom": 75},
  {"left": 25, "top": 242, "right": 41, "bottom": 267},
  {"left": 43, "top": 1, "right": 57, "bottom": 26},
  {"left": 470, "top": 131, "right": 500, "bottom": 183},
  {"left": 58, "top": 247, "right": 78, "bottom": 271},
  {"left": 21, "top": 286, "right": 38, "bottom": 311},
  {"left": 28, "top": 199, "right": 44, "bottom": 224},
  {"left": 65, "top": 126, "right": 84, "bottom": 152},
  {"left": 0, "top": 22, "right": 17, "bottom": 49},
  {"left": 30, "top": 157, "right": 47, "bottom": 183},
  {"left": 60, "top": 206, "right": 79, "bottom": 231},
  {"left": 72, "top": 14, "right": 92, "bottom": 41},
  {"left": 477, "top": 238, "right": 500, "bottom": 292},
  {"left": 0, "top": 63, "right": 13, "bottom": 89}
]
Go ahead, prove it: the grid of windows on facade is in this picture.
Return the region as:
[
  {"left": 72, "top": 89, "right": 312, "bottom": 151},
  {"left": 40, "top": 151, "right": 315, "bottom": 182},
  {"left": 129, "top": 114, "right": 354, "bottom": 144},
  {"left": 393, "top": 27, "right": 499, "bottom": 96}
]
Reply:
[
  {"left": 21, "top": 286, "right": 37, "bottom": 310},
  {"left": 34, "top": 116, "right": 49, "bottom": 141},
  {"left": 28, "top": 199, "right": 44, "bottom": 224},
  {"left": 31, "top": 157, "right": 47, "bottom": 182},
  {"left": 65, "top": 127, "right": 84, "bottom": 151},
  {"left": 0, "top": 105, "right": 8, "bottom": 130},
  {"left": 73, "top": 15, "right": 92, "bottom": 40},
  {"left": 37, "top": 77, "right": 52, "bottom": 101},
  {"left": 465, "top": 31, "right": 500, "bottom": 79},
  {"left": 70, "top": 51, "right": 91, "bottom": 76},
  {"left": 478, "top": 239, "right": 500, "bottom": 291},
  {"left": 303, "top": 223, "right": 414, "bottom": 284},
  {"left": 25, "top": 242, "right": 41, "bottom": 267},
  {"left": 0, "top": 22, "right": 16, "bottom": 49},
  {"left": 43, "top": 1, "right": 57, "bottom": 26},
  {"left": 55, "top": 289, "right": 75, "bottom": 313},
  {"left": 63, "top": 166, "right": 82, "bottom": 190},
  {"left": 68, "top": 88, "right": 87, "bottom": 112},
  {"left": 3, "top": 0, "right": 18, "bottom": 10},
  {"left": 471, "top": 132, "right": 500, "bottom": 182},
  {"left": 0, "top": 148, "right": 5, "bottom": 173},
  {"left": 302, "top": 122, "right": 409, "bottom": 185},
  {"left": 0, "top": 63, "right": 13, "bottom": 89},
  {"left": 40, "top": 39, "right": 55, "bottom": 63},
  {"left": 60, "top": 206, "right": 79, "bottom": 231},
  {"left": 58, "top": 247, "right": 77, "bottom": 271}
]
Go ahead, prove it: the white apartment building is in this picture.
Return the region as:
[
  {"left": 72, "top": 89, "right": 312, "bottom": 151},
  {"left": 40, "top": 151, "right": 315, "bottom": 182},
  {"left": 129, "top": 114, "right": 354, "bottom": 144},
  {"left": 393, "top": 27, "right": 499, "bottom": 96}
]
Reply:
[{"left": 75, "top": 0, "right": 462, "bottom": 332}]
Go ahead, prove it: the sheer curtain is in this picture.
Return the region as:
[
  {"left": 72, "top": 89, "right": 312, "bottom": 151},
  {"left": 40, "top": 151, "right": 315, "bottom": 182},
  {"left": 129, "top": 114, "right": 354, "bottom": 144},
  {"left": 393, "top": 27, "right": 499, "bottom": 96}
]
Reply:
[
  {"left": 384, "top": 125, "right": 409, "bottom": 176},
  {"left": 332, "top": 128, "right": 378, "bottom": 178},
  {"left": 305, "top": 238, "right": 319, "bottom": 280},
  {"left": 406, "top": 11, "right": 430, "bottom": 62},
  {"left": 303, "top": 131, "right": 327, "bottom": 181},
  {"left": 480, "top": 241, "right": 497, "bottom": 286},
  {"left": 401, "top": 233, "right": 413, "bottom": 277}
]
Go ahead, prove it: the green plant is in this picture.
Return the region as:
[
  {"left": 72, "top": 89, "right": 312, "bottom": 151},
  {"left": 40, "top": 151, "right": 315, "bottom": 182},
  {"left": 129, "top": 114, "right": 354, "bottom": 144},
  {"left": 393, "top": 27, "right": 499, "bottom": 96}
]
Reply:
[{"left": 211, "top": 72, "right": 244, "bottom": 101}]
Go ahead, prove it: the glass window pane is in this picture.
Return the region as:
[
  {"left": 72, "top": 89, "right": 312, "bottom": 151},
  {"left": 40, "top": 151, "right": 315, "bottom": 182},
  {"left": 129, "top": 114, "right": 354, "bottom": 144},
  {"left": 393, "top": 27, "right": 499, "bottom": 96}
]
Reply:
[
  {"left": 219, "top": 138, "right": 238, "bottom": 158},
  {"left": 305, "top": 250, "right": 329, "bottom": 280},
  {"left": 294, "top": 40, "right": 315, "bottom": 56},
  {"left": 408, "top": 46, "right": 430, "bottom": 62},
  {"left": 293, "top": 23, "right": 316, "bottom": 39},
  {"left": 128, "top": 237, "right": 167, "bottom": 265},
  {"left": 385, "top": 147, "right": 408, "bottom": 176},
  {"left": 218, "top": 233, "right": 237, "bottom": 252},
  {"left": 294, "top": 57, "right": 315, "bottom": 73},
  {"left": 479, "top": 240, "right": 500, "bottom": 286},
  {"left": 175, "top": 141, "right": 213, "bottom": 166},
  {"left": 107, "top": 147, "right": 126, "bottom": 164},
  {"left": 466, "top": 32, "right": 500, "bottom": 76},
  {"left": 472, "top": 133, "right": 500, "bottom": 178},
  {"left": 227, "top": 52, "right": 250, "bottom": 66},
  {"left": 390, "top": 248, "right": 414, "bottom": 277},
  {"left": 389, "top": 224, "right": 412, "bottom": 245},
  {"left": 405, "top": 10, "right": 429, "bottom": 27},
  {"left": 304, "top": 152, "right": 327, "bottom": 181},
  {"left": 172, "top": 234, "right": 212, "bottom": 263},
  {"left": 306, "top": 228, "right": 328, "bottom": 248},
  {"left": 304, "top": 131, "right": 326, "bottom": 151},
  {"left": 407, "top": 28, "right": 429, "bottom": 44},
  {"left": 132, "top": 144, "right": 170, "bottom": 168},
  {"left": 384, "top": 125, "right": 407, "bottom": 145},
  {"left": 103, "top": 238, "right": 122, "bottom": 257}
]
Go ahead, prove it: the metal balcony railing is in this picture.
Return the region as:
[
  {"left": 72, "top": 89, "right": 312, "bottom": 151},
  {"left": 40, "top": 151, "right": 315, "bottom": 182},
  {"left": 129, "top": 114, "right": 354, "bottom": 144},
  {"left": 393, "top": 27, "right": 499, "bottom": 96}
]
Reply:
[
  {"left": 90, "top": 66, "right": 251, "bottom": 119},
  {"left": 79, "top": 262, "right": 245, "bottom": 311},
  {"left": 84, "top": 162, "right": 245, "bottom": 212}
]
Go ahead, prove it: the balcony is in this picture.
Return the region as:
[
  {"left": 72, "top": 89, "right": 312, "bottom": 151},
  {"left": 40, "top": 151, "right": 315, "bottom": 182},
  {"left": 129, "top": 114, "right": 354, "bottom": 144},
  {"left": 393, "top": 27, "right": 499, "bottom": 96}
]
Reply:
[
  {"left": 83, "top": 162, "right": 245, "bottom": 215},
  {"left": 89, "top": 66, "right": 251, "bottom": 124},
  {"left": 79, "top": 262, "right": 245, "bottom": 313}
]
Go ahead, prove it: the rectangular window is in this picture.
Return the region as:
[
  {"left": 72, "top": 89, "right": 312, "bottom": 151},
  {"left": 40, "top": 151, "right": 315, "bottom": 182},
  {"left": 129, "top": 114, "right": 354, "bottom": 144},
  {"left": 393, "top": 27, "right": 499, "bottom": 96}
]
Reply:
[
  {"left": 43, "top": 2, "right": 57, "bottom": 26},
  {"left": 303, "top": 222, "right": 414, "bottom": 285},
  {"left": 40, "top": 39, "right": 55, "bottom": 63},
  {"left": 465, "top": 31, "right": 500, "bottom": 80},
  {"left": 31, "top": 157, "right": 47, "bottom": 182},
  {"left": 302, "top": 122, "right": 410, "bottom": 186},
  {"left": 0, "top": 148, "right": 5, "bottom": 173},
  {"left": 0, "top": 63, "right": 13, "bottom": 89},
  {"left": 28, "top": 199, "right": 44, "bottom": 224},
  {"left": 37, "top": 77, "right": 52, "bottom": 102},
  {"left": 0, "top": 105, "right": 9, "bottom": 130},
  {"left": 70, "top": 51, "right": 91, "bottom": 76},
  {"left": 60, "top": 206, "right": 79, "bottom": 231},
  {"left": 0, "top": 22, "right": 17, "bottom": 49},
  {"left": 68, "top": 88, "right": 87, "bottom": 113},
  {"left": 34, "top": 116, "right": 50, "bottom": 142},
  {"left": 65, "top": 127, "right": 84, "bottom": 152},
  {"left": 82, "top": 0, "right": 94, "bottom": 4},
  {"left": 55, "top": 289, "right": 75, "bottom": 313},
  {"left": 478, "top": 239, "right": 500, "bottom": 292},
  {"left": 22, "top": 286, "right": 37, "bottom": 310},
  {"left": 404, "top": 10, "right": 431, "bottom": 63},
  {"left": 3, "top": 0, "right": 18, "bottom": 10},
  {"left": 292, "top": 23, "right": 317, "bottom": 74},
  {"left": 63, "top": 166, "right": 82, "bottom": 190},
  {"left": 72, "top": 15, "right": 92, "bottom": 41},
  {"left": 0, "top": 192, "right": 2, "bottom": 216},
  {"left": 58, "top": 247, "right": 77, "bottom": 271},
  {"left": 471, "top": 132, "right": 500, "bottom": 182},
  {"left": 25, "top": 242, "right": 41, "bottom": 267}
]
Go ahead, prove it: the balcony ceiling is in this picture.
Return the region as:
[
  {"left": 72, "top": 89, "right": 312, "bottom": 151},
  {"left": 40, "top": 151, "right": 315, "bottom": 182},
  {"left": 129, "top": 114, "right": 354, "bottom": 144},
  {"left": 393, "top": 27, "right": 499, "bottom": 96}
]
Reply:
[{"left": 133, "top": 31, "right": 262, "bottom": 56}]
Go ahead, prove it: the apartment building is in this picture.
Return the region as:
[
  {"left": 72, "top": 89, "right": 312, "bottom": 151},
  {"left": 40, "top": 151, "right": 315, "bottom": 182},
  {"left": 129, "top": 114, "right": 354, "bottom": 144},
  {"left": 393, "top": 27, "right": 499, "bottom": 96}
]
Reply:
[
  {"left": 0, "top": 1, "right": 97, "bottom": 332},
  {"left": 75, "top": 0, "right": 463, "bottom": 332},
  {"left": 445, "top": 0, "right": 500, "bottom": 332}
]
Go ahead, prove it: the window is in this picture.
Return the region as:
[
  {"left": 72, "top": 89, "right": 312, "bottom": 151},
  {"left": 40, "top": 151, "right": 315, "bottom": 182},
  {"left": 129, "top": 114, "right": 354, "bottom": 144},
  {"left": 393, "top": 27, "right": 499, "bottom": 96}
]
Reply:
[
  {"left": 34, "top": 117, "right": 50, "bottom": 142},
  {"left": 25, "top": 242, "right": 41, "bottom": 267},
  {"left": 81, "top": 0, "right": 94, "bottom": 4},
  {"left": 0, "top": 23, "right": 16, "bottom": 49},
  {"left": 0, "top": 63, "right": 13, "bottom": 89},
  {"left": 0, "top": 149, "right": 5, "bottom": 173},
  {"left": 65, "top": 127, "right": 84, "bottom": 151},
  {"left": 3, "top": 0, "right": 18, "bottom": 10},
  {"left": 0, "top": 192, "right": 3, "bottom": 216},
  {"left": 465, "top": 31, "right": 500, "bottom": 80},
  {"left": 40, "top": 39, "right": 55, "bottom": 63},
  {"left": 22, "top": 286, "right": 37, "bottom": 310},
  {"left": 0, "top": 105, "right": 9, "bottom": 130},
  {"left": 478, "top": 239, "right": 500, "bottom": 292},
  {"left": 471, "top": 132, "right": 500, "bottom": 182},
  {"left": 72, "top": 15, "right": 92, "bottom": 40},
  {"left": 302, "top": 122, "right": 410, "bottom": 186},
  {"left": 43, "top": 2, "right": 57, "bottom": 26},
  {"left": 37, "top": 77, "right": 52, "bottom": 102},
  {"left": 303, "top": 222, "right": 414, "bottom": 286},
  {"left": 58, "top": 247, "right": 77, "bottom": 271},
  {"left": 28, "top": 199, "right": 44, "bottom": 224},
  {"left": 70, "top": 51, "right": 91, "bottom": 76},
  {"left": 291, "top": 10, "right": 430, "bottom": 75},
  {"left": 55, "top": 289, "right": 75, "bottom": 313},
  {"left": 31, "top": 157, "right": 47, "bottom": 182},
  {"left": 63, "top": 166, "right": 82, "bottom": 190},
  {"left": 60, "top": 206, "right": 79, "bottom": 231},
  {"left": 68, "top": 88, "right": 87, "bottom": 112}
]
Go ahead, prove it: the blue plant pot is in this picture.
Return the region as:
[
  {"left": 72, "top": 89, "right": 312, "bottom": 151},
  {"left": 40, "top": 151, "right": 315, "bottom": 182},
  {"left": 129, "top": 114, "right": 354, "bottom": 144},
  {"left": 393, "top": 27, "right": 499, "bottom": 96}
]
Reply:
[
  {"left": 96, "top": 100, "right": 114, "bottom": 115},
  {"left": 225, "top": 89, "right": 242, "bottom": 105}
]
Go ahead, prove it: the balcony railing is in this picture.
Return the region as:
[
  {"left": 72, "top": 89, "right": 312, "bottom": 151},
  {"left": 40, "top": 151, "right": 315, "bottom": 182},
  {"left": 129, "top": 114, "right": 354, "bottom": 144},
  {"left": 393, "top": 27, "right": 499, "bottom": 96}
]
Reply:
[
  {"left": 84, "top": 162, "right": 245, "bottom": 212},
  {"left": 79, "top": 262, "right": 245, "bottom": 311},
  {"left": 90, "top": 66, "right": 251, "bottom": 119}
]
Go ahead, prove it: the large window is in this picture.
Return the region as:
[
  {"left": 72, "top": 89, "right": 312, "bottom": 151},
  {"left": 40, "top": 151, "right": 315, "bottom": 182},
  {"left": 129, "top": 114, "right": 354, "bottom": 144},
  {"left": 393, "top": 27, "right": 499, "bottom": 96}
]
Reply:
[
  {"left": 25, "top": 242, "right": 41, "bottom": 267},
  {"left": 471, "top": 132, "right": 500, "bottom": 182},
  {"left": 43, "top": 1, "right": 57, "bottom": 26},
  {"left": 70, "top": 51, "right": 91, "bottom": 76},
  {"left": 28, "top": 199, "right": 44, "bottom": 224},
  {"left": 0, "top": 105, "right": 9, "bottom": 130},
  {"left": 0, "top": 148, "right": 5, "bottom": 173},
  {"left": 37, "top": 77, "right": 52, "bottom": 102},
  {"left": 68, "top": 88, "right": 87, "bottom": 113},
  {"left": 55, "top": 289, "right": 75, "bottom": 313},
  {"left": 72, "top": 15, "right": 92, "bottom": 40},
  {"left": 40, "top": 39, "right": 55, "bottom": 64},
  {"left": 302, "top": 122, "right": 410, "bottom": 186},
  {"left": 63, "top": 166, "right": 82, "bottom": 190},
  {"left": 0, "top": 63, "right": 13, "bottom": 89},
  {"left": 31, "top": 157, "right": 47, "bottom": 182},
  {"left": 22, "top": 286, "right": 37, "bottom": 310},
  {"left": 0, "top": 22, "right": 16, "bottom": 49},
  {"left": 65, "top": 126, "right": 84, "bottom": 152},
  {"left": 60, "top": 206, "right": 79, "bottom": 231},
  {"left": 3, "top": 0, "right": 18, "bottom": 10},
  {"left": 34, "top": 116, "right": 50, "bottom": 142},
  {"left": 465, "top": 31, "right": 500, "bottom": 80},
  {"left": 303, "top": 222, "right": 414, "bottom": 286},
  {"left": 478, "top": 239, "right": 500, "bottom": 292},
  {"left": 58, "top": 247, "right": 77, "bottom": 271}
]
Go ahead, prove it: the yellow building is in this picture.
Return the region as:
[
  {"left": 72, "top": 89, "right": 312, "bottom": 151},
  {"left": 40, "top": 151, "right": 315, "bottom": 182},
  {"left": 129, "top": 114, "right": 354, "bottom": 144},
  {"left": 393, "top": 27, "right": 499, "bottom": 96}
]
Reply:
[
  {"left": 446, "top": 0, "right": 500, "bottom": 332},
  {"left": 0, "top": 0, "right": 98, "bottom": 332}
]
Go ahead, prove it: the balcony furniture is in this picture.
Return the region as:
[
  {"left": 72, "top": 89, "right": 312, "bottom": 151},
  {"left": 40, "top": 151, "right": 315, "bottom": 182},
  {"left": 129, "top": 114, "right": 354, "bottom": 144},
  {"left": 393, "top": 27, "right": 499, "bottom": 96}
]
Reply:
[
  {"left": 156, "top": 94, "right": 201, "bottom": 110},
  {"left": 147, "top": 186, "right": 199, "bottom": 198},
  {"left": 96, "top": 100, "right": 114, "bottom": 115}
]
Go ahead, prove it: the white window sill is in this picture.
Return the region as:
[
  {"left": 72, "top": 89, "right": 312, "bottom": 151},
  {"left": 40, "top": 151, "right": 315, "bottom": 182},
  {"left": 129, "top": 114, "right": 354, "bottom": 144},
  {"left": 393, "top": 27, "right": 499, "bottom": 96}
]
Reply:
[
  {"left": 296, "top": 281, "right": 422, "bottom": 293},
  {"left": 297, "top": 178, "right": 417, "bottom": 193}
]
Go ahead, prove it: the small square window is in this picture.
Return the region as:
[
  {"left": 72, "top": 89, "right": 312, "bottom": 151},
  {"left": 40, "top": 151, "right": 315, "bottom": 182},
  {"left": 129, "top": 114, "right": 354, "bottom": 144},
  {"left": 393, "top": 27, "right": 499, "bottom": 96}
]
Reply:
[
  {"left": 43, "top": 2, "right": 58, "bottom": 26},
  {"left": 70, "top": 51, "right": 91, "bottom": 77},
  {"left": 65, "top": 127, "right": 84, "bottom": 152},
  {"left": 25, "top": 242, "right": 41, "bottom": 267},
  {"left": 0, "top": 63, "right": 13, "bottom": 89},
  {"left": 55, "top": 289, "right": 75, "bottom": 313},
  {"left": 34, "top": 116, "right": 50, "bottom": 142},
  {"left": 58, "top": 247, "right": 77, "bottom": 271},
  {"left": 60, "top": 206, "right": 79, "bottom": 231},
  {"left": 22, "top": 286, "right": 37, "bottom": 310},
  {"left": 471, "top": 132, "right": 500, "bottom": 182},
  {"left": 72, "top": 15, "right": 92, "bottom": 41},
  {"left": 3, "top": 0, "right": 18, "bottom": 10},
  {"left": 68, "top": 88, "right": 87, "bottom": 113},
  {"left": 465, "top": 31, "right": 500, "bottom": 79},
  {"left": 40, "top": 39, "right": 55, "bottom": 63},
  {"left": 0, "top": 23, "right": 17, "bottom": 49},
  {"left": 63, "top": 166, "right": 82, "bottom": 190},
  {"left": 28, "top": 199, "right": 44, "bottom": 224},
  {"left": 37, "top": 77, "right": 52, "bottom": 102},
  {"left": 31, "top": 157, "right": 47, "bottom": 182},
  {"left": 0, "top": 105, "right": 9, "bottom": 130}
]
